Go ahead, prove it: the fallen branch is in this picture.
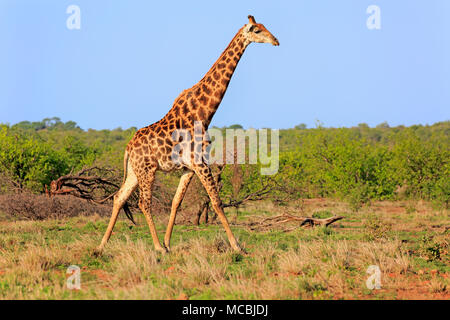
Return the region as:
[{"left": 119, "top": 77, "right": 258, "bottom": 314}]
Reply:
[
  {"left": 222, "top": 184, "right": 272, "bottom": 208},
  {"left": 45, "top": 166, "right": 120, "bottom": 203},
  {"left": 243, "top": 213, "right": 344, "bottom": 232},
  {"left": 45, "top": 166, "right": 138, "bottom": 224}
]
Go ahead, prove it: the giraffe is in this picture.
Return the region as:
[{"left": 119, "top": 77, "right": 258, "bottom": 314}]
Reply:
[{"left": 97, "top": 15, "right": 279, "bottom": 254}]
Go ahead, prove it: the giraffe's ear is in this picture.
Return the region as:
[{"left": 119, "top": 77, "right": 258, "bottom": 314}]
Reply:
[{"left": 248, "top": 15, "right": 256, "bottom": 24}]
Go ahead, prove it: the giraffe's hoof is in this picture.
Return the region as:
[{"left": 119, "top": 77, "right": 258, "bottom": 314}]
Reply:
[
  {"left": 232, "top": 243, "right": 247, "bottom": 255},
  {"left": 93, "top": 247, "right": 104, "bottom": 257},
  {"left": 155, "top": 246, "right": 169, "bottom": 255},
  {"left": 237, "top": 247, "right": 248, "bottom": 255}
]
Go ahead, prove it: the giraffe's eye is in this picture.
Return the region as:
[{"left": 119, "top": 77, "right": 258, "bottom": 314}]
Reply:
[{"left": 254, "top": 29, "right": 261, "bottom": 34}]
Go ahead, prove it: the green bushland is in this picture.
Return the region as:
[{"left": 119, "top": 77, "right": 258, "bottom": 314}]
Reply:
[
  {"left": 275, "top": 122, "right": 449, "bottom": 208},
  {"left": 0, "top": 118, "right": 448, "bottom": 208}
]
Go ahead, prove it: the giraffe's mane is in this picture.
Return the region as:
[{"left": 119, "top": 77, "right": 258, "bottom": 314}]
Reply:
[
  {"left": 196, "top": 25, "right": 245, "bottom": 85},
  {"left": 171, "top": 25, "right": 246, "bottom": 105}
]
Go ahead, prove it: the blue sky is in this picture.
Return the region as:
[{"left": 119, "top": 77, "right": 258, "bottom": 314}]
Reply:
[{"left": 0, "top": 0, "right": 448, "bottom": 130}]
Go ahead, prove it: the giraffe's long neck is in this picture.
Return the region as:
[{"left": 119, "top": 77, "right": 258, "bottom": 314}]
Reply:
[
  {"left": 199, "top": 28, "right": 249, "bottom": 114},
  {"left": 169, "top": 27, "right": 250, "bottom": 128}
]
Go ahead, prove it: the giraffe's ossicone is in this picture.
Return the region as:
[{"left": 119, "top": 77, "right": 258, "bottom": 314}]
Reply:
[{"left": 97, "top": 15, "right": 279, "bottom": 254}]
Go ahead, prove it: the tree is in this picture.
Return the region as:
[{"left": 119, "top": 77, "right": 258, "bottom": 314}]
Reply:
[
  {"left": 376, "top": 121, "right": 390, "bottom": 129},
  {"left": 227, "top": 124, "right": 243, "bottom": 129},
  {"left": 295, "top": 123, "right": 307, "bottom": 130}
]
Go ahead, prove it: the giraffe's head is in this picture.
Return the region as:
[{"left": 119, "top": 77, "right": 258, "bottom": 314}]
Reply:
[{"left": 242, "top": 15, "right": 279, "bottom": 46}]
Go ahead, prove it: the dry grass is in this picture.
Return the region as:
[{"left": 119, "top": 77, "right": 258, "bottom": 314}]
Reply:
[{"left": 0, "top": 199, "right": 448, "bottom": 300}]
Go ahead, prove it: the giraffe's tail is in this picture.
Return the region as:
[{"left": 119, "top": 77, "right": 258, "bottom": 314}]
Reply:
[{"left": 121, "top": 150, "right": 136, "bottom": 225}]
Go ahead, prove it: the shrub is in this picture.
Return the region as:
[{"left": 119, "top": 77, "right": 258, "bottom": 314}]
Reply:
[{"left": 0, "top": 193, "right": 111, "bottom": 220}]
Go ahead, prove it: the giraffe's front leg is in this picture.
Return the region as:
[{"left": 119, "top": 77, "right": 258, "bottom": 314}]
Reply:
[
  {"left": 138, "top": 167, "right": 168, "bottom": 254},
  {"left": 193, "top": 164, "right": 244, "bottom": 253},
  {"left": 164, "top": 171, "right": 194, "bottom": 251}
]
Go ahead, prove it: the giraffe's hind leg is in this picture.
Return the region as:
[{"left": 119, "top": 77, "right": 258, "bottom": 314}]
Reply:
[
  {"left": 164, "top": 171, "right": 194, "bottom": 250},
  {"left": 97, "top": 163, "right": 138, "bottom": 252},
  {"left": 138, "top": 166, "right": 167, "bottom": 253},
  {"left": 193, "top": 164, "right": 244, "bottom": 253}
]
